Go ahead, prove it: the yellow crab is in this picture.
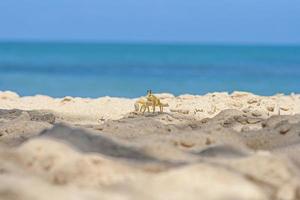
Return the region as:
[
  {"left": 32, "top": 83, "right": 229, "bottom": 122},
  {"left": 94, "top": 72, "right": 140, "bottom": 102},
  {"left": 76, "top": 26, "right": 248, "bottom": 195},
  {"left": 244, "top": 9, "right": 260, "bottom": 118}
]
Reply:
[{"left": 134, "top": 90, "right": 169, "bottom": 113}]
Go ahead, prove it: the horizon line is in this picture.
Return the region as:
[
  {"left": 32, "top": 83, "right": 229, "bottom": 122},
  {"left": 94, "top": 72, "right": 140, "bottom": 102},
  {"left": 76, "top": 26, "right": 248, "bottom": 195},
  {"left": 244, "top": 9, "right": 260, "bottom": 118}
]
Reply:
[{"left": 0, "top": 39, "right": 300, "bottom": 47}]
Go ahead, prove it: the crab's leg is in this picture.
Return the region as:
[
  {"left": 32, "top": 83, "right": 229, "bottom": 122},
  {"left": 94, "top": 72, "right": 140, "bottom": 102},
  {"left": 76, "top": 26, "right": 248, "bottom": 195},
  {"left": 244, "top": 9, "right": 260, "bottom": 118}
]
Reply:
[
  {"left": 140, "top": 104, "right": 145, "bottom": 113},
  {"left": 152, "top": 102, "right": 156, "bottom": 113},
  {"left": 160, "top": 104, "right": 163, "bottom": 112},
  {"left": 139, "top": 105, "right": 143, "bottom": 112},
  {"left": 147, "top": 105, "right": 150, "bottom": 112}
]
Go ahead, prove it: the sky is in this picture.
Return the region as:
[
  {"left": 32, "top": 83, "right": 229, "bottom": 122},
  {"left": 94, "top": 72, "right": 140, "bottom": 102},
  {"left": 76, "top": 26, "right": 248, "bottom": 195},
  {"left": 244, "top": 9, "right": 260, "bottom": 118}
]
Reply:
[{"left": 0, "top": 0, "right": 300, "bottom": 44}]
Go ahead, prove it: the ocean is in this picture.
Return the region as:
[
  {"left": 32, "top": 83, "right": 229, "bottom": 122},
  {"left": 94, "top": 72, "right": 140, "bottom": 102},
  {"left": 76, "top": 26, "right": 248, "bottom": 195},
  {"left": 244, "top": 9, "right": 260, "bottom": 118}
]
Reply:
[{"left": 0, "top": 42, "right": 299, "bottom": 98}]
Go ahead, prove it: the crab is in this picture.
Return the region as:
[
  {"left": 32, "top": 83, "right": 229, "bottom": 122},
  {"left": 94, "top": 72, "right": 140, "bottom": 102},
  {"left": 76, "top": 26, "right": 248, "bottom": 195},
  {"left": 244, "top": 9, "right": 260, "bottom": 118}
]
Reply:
[{"left": 134, "top": 90, "right": 169, "bottom": 113}]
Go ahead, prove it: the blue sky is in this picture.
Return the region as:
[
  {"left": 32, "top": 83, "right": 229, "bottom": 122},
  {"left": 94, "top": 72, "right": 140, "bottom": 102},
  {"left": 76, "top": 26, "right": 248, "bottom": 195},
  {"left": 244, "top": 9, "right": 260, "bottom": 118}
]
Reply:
[{"left": 0, "top": 0, "right": 299, "bottom": 44}]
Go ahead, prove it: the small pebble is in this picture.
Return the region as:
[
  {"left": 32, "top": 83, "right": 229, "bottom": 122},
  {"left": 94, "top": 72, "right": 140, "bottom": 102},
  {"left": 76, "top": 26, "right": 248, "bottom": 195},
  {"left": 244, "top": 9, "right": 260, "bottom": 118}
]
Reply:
[
  {"left": 280, "top": 107, "right": 289, "bottom": 111},
  {"left": 234, "top": 116, "right": 247, "bottom": 125},
  {"left": 205, "top": 138, "right": 212, "bottom": 145},
  {"left": 279, "top": 125, "right": 290, "bottom": 135},
  {"left": 241, "top": 126, "right": 250, "bottom": 132},
  {"left": 180, "top": 141, "right": 195, "bottom": 148},
  {"left": 201, "top": 118, "right": 209, "bottom": 124},
  {"left": 242, "top": 108, "right": 250, "bottom": 113},
  {"left": 252, "top": 110, "right": 262, "bottom": 117},
  {"left": 247, "top": 99, "right": 258, "bottom": 104},
  {"left": 247, "top": 118, "right": 262, "bottom": 124},
  {"left": 266, "top": 106, "right": 275, "bottom": 112}
]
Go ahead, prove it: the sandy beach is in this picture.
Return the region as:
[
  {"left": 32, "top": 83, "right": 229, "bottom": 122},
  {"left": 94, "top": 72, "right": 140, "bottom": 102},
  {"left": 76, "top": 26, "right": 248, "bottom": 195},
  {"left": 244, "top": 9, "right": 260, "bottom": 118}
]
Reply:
[{"left": 1, "top": 90, "right": 300, "bottom": 200}]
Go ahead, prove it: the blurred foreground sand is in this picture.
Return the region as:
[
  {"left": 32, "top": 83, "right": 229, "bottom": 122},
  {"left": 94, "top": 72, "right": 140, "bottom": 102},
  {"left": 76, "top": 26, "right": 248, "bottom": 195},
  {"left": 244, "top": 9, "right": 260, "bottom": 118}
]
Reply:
[{"left": 1, "top": 91, "right": 300, "bottom": 200}]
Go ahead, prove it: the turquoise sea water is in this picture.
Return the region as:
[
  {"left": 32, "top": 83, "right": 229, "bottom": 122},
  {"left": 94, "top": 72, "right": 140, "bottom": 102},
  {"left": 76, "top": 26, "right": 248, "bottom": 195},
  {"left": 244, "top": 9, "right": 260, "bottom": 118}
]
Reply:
[{"left": 0, "top": 42, "right": 299, "bottom": 98}]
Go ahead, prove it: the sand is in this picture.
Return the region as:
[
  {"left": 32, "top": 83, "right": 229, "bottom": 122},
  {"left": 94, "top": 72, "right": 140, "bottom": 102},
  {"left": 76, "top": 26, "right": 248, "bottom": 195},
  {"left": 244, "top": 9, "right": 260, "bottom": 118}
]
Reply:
[{"left": 1, "top": 90, "right": 300, "bottom": 200}]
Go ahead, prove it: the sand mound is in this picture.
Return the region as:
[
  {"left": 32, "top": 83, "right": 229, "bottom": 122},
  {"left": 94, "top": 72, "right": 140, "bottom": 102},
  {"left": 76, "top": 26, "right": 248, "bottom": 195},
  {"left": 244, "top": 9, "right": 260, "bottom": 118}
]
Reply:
[
  {"left": 0, "top": 109, "right": 55, "bottom": 147},
  {"left": 2, "top": 136, "right": 300, "bottom": 200},
  {"left": 0, "top": 91, "right": 299, "bottom": 124},
  {"left": 39, "top": 124, "right": 156, "bottom": 162},
  {"left": 193, "top": 144, "right": 251, "bottom": 158},
  {"left": 0, "top": 138, "right": 273, "bottom": 200},
  {"left": 241, "top": 115, "right": 300, "bottom": 150}
]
